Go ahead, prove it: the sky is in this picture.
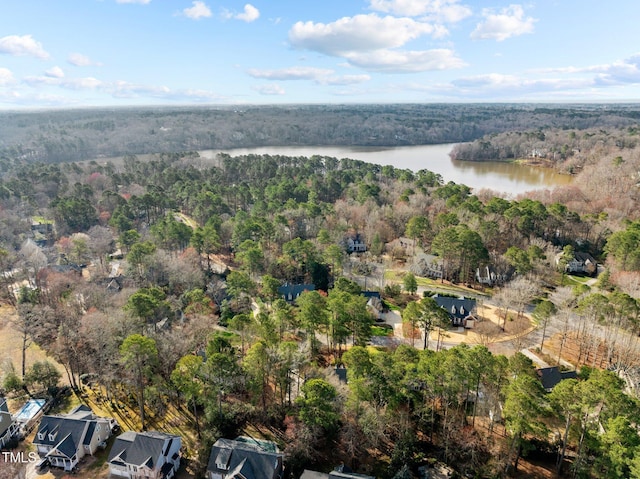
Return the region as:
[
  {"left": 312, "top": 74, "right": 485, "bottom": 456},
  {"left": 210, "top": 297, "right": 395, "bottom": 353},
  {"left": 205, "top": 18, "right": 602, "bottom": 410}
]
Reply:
[{"left": 1, "top": 0, "right": 640, "bottom": 109}]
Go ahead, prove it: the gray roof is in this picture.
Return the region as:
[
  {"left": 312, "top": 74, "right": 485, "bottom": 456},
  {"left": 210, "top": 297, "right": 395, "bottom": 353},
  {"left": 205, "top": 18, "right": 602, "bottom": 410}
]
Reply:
[
  {"left": 537, "top": 366, "right": 578, "bottom": 390},
  {"left": 83, "top": 422, "right": 96, "bottom": 446},
  {"left": 0, "top": 397, "right": 11, "bottom": 438},
  {"left": 50, "top": 433, "right": 77, "bottom": 459},
  {"left": 108, "top": 431, "right": 180, "bottom": 469},
  {"left": 33, "top": 416, "right": 88, "bottom": 455},
  {"left": 34, "top": 407, "right": 111, "bottom": 458},
  {"left": 433, "top": 296, "right": 476, "bottom": 321},
  {"left": 207, "top": 438, "right": 283, "bottom": 479},
  {"left": 66, "top": 404, "right": 94, "bottom": 420},
  {"left": 0, "top": 410, "right": 14, "bottom": 438},
  {"left": 278, "top": 284, "right": 315, "bottom": 301}
]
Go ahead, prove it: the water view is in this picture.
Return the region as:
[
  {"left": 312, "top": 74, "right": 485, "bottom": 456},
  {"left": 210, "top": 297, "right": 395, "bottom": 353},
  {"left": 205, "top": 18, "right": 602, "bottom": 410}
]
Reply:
[{"left": 199, "top": 144, "right": 573, "bottom": 197}]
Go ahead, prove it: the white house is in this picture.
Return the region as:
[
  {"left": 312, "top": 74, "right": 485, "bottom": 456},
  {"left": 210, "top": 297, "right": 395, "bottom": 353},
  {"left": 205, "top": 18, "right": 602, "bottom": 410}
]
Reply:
[{"left": 346, "top": 234, "right": 366, "bottom": 253}]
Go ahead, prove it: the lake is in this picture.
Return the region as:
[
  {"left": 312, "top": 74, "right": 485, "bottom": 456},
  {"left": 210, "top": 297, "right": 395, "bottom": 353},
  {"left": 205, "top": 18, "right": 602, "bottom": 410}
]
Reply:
[{"left": 199, "top": 144, "right": 572, "bottom": 197}]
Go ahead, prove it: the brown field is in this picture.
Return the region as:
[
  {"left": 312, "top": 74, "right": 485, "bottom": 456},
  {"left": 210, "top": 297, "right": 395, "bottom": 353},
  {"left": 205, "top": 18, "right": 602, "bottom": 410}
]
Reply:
[{"left": 0, "top": 305, "right": 66, "bottom": 386}]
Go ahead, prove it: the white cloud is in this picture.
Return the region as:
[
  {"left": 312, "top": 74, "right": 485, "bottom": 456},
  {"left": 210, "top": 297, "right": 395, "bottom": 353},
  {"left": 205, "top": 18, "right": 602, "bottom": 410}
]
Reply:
[
  {"left": 418, "top": 52, "right": 640, "bottom": 100},
  {"left": 236, "top": 4, "right": 260, "bottom": 23},
  {"left": 322, "top": 74, "right": 371, "bottom": 85},
  {"left": 107, "top": 80, "right": 170, "bottom": 98},
  {"left": 369, "top": 0, "right": 472, "bottom": 23},
  {"left": 289, "top": 14, "right": 446, "bottom": 56},
  {"left": 0, "top": 68, "right": 15, "bottom": 85},
  {"left": 253, "top": 84, "right": 285, "bottom": 95},
  {"left": 104, "top": 81, "right": 224, "bottom": 102},
  {"left": 288, "top": 14, "right": 465, "bottom": 73},
  {"left": 68, "top": 53, "right": 102, "bottom": 67},
  {"left": 530, "top": 53, "right": 640, "bottom": 86},
  {"left": 116, "top": 0, "right": 151, "bottom": 4},
  {"left": 597, "top": 58, "right": 640, "bottom": 85},
  {"left": 247, "top": 66, "right": 334, "bottom": 81},
  {"left": 2, "top": 71, "right": 229, "bottom": 106},
  {"left": 0, "top": 35, "right": 49, "bottom": 59},
  {"left": 24, "top": 75, "right": 103, "bottom": 90},
  {"left": 45, "top": 66, "right": 65, "bottom": 78},
  {"left": 183, "top": 1, "right": 212, "bottom": 20},
  {"left": 345, "top": 48, "right": 465, "bottom": 72},
  {"left": 471, "top": 5, "right": 536, "bottom": 41},
  {"left": 247, "top": 66, "right": 371, "bottom": 85},
  {"left": 65, "top": 77, "right": 103, "bottom": 90},
  {"left": 0, "top": 90, "right": 82, "bottom": 108},
  {"left": 429, "top": 73, "right": 594, "bottom": 99}
]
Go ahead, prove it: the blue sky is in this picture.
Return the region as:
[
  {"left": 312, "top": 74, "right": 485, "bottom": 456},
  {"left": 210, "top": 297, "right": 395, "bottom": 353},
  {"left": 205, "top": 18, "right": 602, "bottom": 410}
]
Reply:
[{"left": 1, "top": 0, "right": 639, "bottom": 109}]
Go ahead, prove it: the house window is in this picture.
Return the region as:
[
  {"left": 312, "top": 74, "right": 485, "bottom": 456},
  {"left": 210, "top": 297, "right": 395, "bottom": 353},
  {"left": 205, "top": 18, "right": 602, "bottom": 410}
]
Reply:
[{"left": 37, "top": 433, "right": 44, "bottom": 440}]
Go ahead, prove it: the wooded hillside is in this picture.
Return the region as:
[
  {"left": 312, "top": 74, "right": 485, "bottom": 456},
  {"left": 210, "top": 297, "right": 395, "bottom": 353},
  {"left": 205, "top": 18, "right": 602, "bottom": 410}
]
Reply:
[{"left": 2, "top": 103, "right": 640, "bottom": 164}]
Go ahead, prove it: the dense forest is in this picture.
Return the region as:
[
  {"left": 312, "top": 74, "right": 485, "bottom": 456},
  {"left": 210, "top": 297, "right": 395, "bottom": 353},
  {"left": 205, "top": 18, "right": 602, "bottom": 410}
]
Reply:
[
  {"left": 2, "top": 105, "right": 640, "bottom": 478},
  {"left": 450, "top": 126, "right": 640, "bottom": 173},
  {"left": 2, "top": 103, "right": 640, "bottom": 164}
]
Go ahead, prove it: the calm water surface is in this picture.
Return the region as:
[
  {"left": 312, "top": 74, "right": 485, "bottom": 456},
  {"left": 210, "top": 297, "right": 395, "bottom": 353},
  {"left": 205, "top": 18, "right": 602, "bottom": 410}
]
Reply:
[{"left": 199, "top": 144, "right": 572, "bottom": 197}]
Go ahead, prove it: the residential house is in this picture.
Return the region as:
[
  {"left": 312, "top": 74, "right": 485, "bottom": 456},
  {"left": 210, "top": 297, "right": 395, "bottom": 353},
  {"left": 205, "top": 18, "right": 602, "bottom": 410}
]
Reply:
[
  {"left": 0, "top": 398, "right": 19, "bottom": 448},
  {"left": 410, "top": 254, "right": 444, "bottom": 280},
  {"left": 475, "top": 264, "right": 513, "bottom": 286},
  {"left": 556, "top": 251, "right": 597, "bottom": 276},
  {"left": 33, "top": 405, "right": 114, "bottom": 471},
  {"left": 108, "top": 430, "right": 181, "bottom": 479},
  {"left": 206, "top": 437, "right": 283, "bottom": 479},
  {"left": 433, "top": 295, "right": 477, "bottom": 328},
  {"left": 31, "top": 218, "right": 54, "bottom": 247},
  {"left": 346, "top": 234, "right": 367, "bottom": 253},
  {"left": 362, "top": 291, "right": 383, "bottom": 321},
  {"left": 278, "top": 283, "right": 315, "bottom": 302},
  {"left": 537, "top": 367, "right": 578, "bottom": 392}
]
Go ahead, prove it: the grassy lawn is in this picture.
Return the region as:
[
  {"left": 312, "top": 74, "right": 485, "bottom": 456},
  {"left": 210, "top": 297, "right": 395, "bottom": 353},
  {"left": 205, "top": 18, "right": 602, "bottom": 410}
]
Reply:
[
  {"left": 384, "top": 270, "right": 482, "bottom": 296},
  {"left": 565, "top": 274, "right": 592, "bottom": 284},
  {"left": 371, "top": 325, "right": 393, "bottom": 337}
]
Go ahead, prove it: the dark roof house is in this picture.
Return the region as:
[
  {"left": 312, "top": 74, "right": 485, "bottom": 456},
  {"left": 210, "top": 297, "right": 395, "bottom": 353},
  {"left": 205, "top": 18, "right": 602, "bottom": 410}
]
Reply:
[
  {"left": 537, "top": 366, "right": 578, "bottom": 392},
  {"left": 433, "top": 295, "right": 477, "bottom": 328},
  {"left": 362, "top": 291, "right": 383, "bottom": 320},
  {"left": 206, "top": 437, "right": 283, "bottom": 479},
  {"left": 278, "top": 283, "right": 315, "bottom": 302},
  {"left": 108, "top": 430, "right": 182, "bottom": 479},
  {"left": 0, "top": 397, "right": 19, "bottom": 448},
  {"left": 33, "top": 405, "right": 113, "bottom": 471}
]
